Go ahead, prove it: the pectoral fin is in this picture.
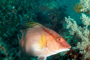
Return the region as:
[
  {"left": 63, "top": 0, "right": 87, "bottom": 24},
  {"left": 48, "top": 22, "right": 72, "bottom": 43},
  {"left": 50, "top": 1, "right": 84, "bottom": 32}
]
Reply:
[{"left": 37, "top": 56, "right": 47, "bottom": 60}]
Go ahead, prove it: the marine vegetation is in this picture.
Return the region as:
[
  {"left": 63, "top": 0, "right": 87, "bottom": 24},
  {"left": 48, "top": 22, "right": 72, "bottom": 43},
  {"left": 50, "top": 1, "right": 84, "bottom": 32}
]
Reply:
[
  {"left": 73, "top": 3, "right": 83, "bottom": 13},
  {"left": 74, "top": 0, "right": 90, "bottom": 14},
  {"left": 65, "top": 13, "right": 90, "bottom": 60},
  {"left": 66, "top": 0, "right": 90, "bottom": 59}
]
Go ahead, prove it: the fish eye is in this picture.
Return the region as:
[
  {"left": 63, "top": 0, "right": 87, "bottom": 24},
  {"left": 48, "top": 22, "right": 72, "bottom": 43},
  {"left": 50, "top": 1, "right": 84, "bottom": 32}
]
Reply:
[{"left": 57, "top": 37, "right": 61, "bottom": 42}]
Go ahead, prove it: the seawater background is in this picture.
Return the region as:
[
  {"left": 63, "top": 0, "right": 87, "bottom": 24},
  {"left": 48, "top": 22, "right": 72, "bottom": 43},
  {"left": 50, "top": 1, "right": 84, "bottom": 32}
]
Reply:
[
  {"left": 61, "top": 0, "right": 80, "bottom": 23},
  {"left": 0, "top": 0, "right": 83, "bottom": 60}
]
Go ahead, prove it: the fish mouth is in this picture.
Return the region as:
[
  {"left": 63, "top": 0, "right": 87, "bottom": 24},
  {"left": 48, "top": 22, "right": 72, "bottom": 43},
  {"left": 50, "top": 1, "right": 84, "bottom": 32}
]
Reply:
[
  {"left": 51, "top": 48, "right": 70, "bottom": 55},
  {"left": 55, "top": 48, "right": 70, "bottom": 53},
  {"left": 47, "top": 48, "right": 71, "bottom": 57},
  {"left": 53, "top": 46, "right": 71, "bottom": 54}
]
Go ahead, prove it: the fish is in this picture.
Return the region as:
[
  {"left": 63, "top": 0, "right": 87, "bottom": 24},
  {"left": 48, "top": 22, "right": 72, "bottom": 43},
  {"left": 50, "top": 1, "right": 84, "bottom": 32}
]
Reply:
[{"left": 19, "top": 22, "right": 71, "bottom": 60}]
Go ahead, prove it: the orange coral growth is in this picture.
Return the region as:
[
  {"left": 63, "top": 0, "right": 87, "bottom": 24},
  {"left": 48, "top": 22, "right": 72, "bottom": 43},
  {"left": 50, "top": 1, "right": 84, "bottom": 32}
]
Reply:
[{"left": 73, "top": 3, "right": 83, "bottom": 13}]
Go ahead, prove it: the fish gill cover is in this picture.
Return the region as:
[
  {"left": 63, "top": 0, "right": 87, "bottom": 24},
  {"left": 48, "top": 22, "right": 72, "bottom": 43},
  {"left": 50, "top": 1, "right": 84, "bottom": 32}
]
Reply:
[{"left": 0, "top": 0, "right": 90, "bottom": 60}]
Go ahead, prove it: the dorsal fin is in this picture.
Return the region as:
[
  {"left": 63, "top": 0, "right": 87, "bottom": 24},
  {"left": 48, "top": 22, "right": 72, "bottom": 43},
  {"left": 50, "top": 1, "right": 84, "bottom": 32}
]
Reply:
[{"left": 25, "top": 22, "right": 43, "bottom": 28}]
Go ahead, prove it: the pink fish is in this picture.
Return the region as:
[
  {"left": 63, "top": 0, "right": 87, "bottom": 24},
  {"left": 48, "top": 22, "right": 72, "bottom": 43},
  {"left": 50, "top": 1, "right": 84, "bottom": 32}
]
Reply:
[{"left": 20, "top": 23, "right": 71, "bottom": 60}]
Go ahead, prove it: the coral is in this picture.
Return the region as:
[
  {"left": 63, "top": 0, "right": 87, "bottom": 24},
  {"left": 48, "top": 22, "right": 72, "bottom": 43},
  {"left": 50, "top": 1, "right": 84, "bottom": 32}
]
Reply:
[
  {"left": 74, "top": 0, "right": 90, "bottom": 14},
  {"left": 65, "top": 13, "right": 90, "bottom": 60},
  {"left": 80, "top": 0, "right": 90, "bottom": 13},
  {"left": 73, "top": 3, "right": 83, "bottom": 13}
]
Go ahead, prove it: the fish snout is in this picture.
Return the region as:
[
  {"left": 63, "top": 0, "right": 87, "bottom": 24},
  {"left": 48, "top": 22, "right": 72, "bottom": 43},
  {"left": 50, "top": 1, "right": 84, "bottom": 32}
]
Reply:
[{"left": 60, "top": 39, "right": 71, "bottom": 49}]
